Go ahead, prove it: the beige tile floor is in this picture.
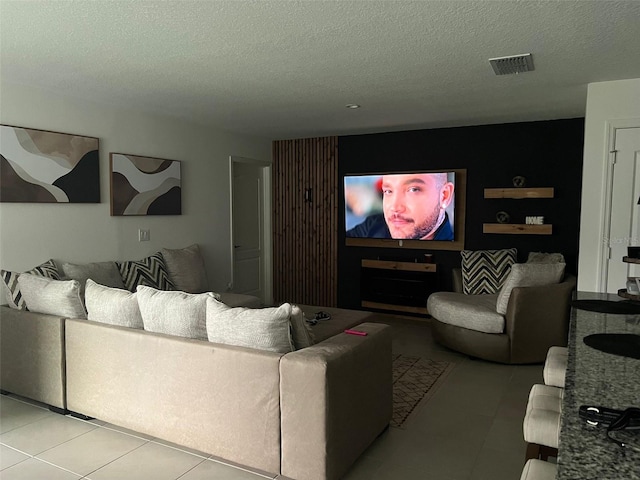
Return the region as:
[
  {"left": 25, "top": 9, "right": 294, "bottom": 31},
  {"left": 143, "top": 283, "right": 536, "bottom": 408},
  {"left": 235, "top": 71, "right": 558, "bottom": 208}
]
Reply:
[{"left": 0, "top": 318, "right": 540, "bottom": 480}]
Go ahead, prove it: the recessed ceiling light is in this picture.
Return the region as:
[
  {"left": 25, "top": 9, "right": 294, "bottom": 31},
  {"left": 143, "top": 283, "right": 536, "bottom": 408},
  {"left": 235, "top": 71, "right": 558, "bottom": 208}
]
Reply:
[{"left": 345, "top": 104, "right": 361, "bottom": 109}]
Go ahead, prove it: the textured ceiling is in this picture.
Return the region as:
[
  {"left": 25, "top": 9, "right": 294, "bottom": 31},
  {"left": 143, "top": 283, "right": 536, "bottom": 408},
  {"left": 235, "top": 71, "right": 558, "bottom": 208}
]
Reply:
[{"left": 1, "top": 0, "right": 640, "bottom": 139}]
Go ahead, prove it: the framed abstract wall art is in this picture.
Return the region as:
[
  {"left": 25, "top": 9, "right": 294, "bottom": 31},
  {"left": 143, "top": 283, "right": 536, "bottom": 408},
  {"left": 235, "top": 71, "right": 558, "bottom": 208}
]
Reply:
[
  {"left": 110, "top": 153, "right": 182, "bottom": 216},
  {"left": 0, "top": 125, "right": 100, "bottom": 203}
]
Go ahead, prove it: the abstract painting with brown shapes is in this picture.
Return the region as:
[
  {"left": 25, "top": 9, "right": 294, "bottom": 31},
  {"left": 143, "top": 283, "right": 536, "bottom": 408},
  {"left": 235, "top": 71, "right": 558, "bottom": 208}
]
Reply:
[
  {"left": 0, "top": 125, "right": 99, "bottom": 203},
  {"left": 110, "top": 153, "right": 181, "bottom": 216}
]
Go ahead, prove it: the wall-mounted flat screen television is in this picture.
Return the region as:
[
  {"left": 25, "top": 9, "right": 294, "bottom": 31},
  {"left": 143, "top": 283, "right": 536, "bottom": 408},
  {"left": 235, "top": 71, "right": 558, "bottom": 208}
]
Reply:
[{"left": 344, "top": 169, "right": 466, "bottom": 251}]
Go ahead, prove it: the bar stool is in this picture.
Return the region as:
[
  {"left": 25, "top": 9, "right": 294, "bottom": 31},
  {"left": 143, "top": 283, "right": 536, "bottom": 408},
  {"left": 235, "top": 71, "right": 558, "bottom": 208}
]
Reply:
[
  {"left": 543, "top": 346, "right": 568, "bottom": 388},
  {"left": 520, "top": 459, "right": 557, "bottom": 480},
  {"left": 523, "top": 384, "right": 562, "bottom": 460}
]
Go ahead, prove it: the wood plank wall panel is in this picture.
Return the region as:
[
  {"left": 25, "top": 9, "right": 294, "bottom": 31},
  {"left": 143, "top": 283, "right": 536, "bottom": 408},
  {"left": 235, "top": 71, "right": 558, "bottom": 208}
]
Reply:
[{"left": 273, "top": 137, "right": 338, "bottom": 306}]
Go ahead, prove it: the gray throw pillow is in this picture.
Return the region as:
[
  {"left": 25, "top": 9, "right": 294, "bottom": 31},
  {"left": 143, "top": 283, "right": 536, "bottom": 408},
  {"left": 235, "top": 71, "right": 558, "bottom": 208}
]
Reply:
[
  {"left": 85, "top": 279, "right": 143, "bottom": 329},
  {"left": 1, "top": 259, "right": 60, "bottom": 310},
  {"left": 526, "top": 252, "right": 566, "bottom": 264},
  {"left": 61, "top": 261, "right": 125, "bottom": 298},
  {"left": 137, "top": 285, "right": 216, "bottom": 340},
  {"left": 496, "top": 263, "right": 566, "bottom": 315},
  {"left": 206, "top": 298, "right": 294, "bottom": 353},
  {"left": 17, "top": 273, "right": 86, "bottom": 318},
  {"left": 160, "top": 244, "right": 209, "bottom": 293},
  {"left": 461, "top": 248, "right": 517, "bottom": 295}
]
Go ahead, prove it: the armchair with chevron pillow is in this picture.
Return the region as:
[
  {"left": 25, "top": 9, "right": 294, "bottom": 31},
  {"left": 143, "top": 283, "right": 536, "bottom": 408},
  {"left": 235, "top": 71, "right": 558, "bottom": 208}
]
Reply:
[{"left": 427, "top": 248, "right": 575, "bottom": 364}]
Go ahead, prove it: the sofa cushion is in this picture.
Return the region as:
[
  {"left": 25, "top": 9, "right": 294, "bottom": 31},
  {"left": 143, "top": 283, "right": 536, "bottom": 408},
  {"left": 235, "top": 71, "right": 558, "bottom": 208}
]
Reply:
[
  {"left": 85, "top": 279, "right": 143, "bottom": 329},
  {"left": 427, "top": 292, "right": 504, "bottom": 334},
  {"left": 496, "top": 263, "right": 566, "bottom": 315},
  {"left": 461, "top": 248, "right": 517, "bottom": 295},
  {"left": 1, "top": 259, "right": 60, "bottom": 310},
  {"left": 17, "top": 273, "right": 86, "bottom": 319},
  {"left": 206, "top": 298, "right": 294, "bottom": 353},
  {"left": 116, "top": 252, "right": 175, "bottom": 292},
  {"left": 527, "top": 252, "right": 566, "bottom": 264},
  {"left": 61, "top": 261, "right": 125, "bottom": 298},
  {"left": 160, "top": 244, "right": 209, "bottom": 293},
  {"left": 137, "top": 286, "right": 216, "bottom": 340}
]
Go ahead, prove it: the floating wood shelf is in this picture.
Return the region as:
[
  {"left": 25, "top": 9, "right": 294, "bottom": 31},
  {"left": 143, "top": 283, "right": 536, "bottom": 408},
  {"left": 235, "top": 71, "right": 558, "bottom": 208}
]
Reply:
[
  {"left": 483, "top": 223, "right": 553, "bottom": 235},
  {"left": 618, "top": 289, "right": 640, "bottom": 302},
  {"left": 623, "top": 256, "right": 640, "bottom": 264},
  {"left": 484, "top": 187, "right": 554, "bottom": 199},
  {"left": 361, "top": 259, "right": 437, "bottom": 272}
]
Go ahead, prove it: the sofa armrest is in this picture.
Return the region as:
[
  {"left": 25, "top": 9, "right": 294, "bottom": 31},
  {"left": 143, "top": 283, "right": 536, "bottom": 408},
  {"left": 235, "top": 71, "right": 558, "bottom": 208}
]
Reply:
[
  {"left": 504, "top": 276, "right": 576, "bottom": 363},
  {"left": 279, "top": 322, "right": 392, "bottom": 480},
  {"left": 0, "top": 306, "right": 66, "bottom": 409}
]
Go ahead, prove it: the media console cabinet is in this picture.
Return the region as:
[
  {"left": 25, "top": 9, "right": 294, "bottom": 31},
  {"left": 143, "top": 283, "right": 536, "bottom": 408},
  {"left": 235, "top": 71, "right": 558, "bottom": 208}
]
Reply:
[{"left": 360, "top": 259, "right": 438, "bottom": 317}]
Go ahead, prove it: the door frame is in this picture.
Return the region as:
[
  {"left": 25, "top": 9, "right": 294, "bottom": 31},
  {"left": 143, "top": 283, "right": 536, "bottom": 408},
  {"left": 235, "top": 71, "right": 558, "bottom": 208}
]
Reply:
[
  {"left": 229, "top": 155, "right": 273, "bottom": 305},
  {"left": 599, "top": 119, "right": 640, "bottom": 292}
]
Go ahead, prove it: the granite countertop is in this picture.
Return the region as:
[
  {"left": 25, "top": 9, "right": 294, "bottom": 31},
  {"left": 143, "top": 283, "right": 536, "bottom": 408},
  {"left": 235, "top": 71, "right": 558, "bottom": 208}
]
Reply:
[{"left": 558, "top": 292, "right": 640, "bottom": 480}]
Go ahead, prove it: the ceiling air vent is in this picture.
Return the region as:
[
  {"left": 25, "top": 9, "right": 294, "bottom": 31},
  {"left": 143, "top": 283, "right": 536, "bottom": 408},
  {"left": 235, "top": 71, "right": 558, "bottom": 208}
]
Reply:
[{"left": 489, "top": 53, "right": 534, "bottom": 75}]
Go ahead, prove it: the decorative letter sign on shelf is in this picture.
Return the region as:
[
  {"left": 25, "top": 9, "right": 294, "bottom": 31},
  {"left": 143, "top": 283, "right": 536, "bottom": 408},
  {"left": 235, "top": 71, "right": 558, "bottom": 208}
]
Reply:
[{"left": 483, "top": 187, "right": 554, "bottom": 235}]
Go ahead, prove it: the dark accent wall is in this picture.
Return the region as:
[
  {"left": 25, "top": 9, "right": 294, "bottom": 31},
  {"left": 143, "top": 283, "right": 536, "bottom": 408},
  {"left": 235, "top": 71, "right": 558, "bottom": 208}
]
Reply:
[{"left": 337, "top": 118, "right": 584, "bottom": 310}]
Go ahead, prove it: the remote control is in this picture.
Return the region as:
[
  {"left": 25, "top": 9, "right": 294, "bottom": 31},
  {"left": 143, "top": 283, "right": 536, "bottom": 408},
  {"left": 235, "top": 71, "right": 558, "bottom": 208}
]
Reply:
[{"left": 344, "top": 329, "right": 368, "bottom": 336}]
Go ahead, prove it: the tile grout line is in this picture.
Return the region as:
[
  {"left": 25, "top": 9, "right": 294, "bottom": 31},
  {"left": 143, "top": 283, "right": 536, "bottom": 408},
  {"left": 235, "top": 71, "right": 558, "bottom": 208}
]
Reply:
[
  {"left": 0, "top": 400, "right": 54, "bottom": 435},
  {"left": 2, "top": 398, "right": 265, "bottom": 480},
  {"left": 173, "top": 456, "right": 212, "bottom": 480},
  {"left": 82, "top": 440, "right": 151, "bottom": 479}
]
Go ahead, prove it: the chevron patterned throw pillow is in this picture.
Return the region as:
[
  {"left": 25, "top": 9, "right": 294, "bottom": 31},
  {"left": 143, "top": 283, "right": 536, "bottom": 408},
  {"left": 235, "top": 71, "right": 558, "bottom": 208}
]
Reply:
[
  {"left": 1, "top": 259, "right": 60, "bottom": 310},
  {"left": 461, "top": 248, "right": 517, "bottom": 295},
  {"left": 117, "top": 252, "right": 175, "bottom": 292}
]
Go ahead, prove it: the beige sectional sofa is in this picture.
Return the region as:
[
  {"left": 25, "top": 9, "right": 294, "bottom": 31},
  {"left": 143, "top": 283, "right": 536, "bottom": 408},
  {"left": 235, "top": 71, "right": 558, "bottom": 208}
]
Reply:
[
  {"left": 0, "top": 246, "right": 393, "bottom": 479},
  {"left": 0, "top": 301, "right": 392, "bottom": 480}
]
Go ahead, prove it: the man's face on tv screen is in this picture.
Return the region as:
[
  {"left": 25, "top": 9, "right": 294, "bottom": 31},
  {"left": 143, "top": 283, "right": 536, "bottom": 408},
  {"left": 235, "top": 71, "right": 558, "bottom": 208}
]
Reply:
[{"left": 381, "top": 173, "right": 443, "bottom": 239}]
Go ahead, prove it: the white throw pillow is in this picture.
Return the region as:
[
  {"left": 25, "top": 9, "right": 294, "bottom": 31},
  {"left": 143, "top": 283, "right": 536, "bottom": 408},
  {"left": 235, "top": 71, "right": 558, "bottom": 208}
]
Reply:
[
  {"left": 17, "top": 273, "right": 86, "bottom": 318},
  {"left": 85, "top": 279, "right": 143, "bottom": 329},
  {"left": 137, "top": 285, "right": 216, "bottom": 339},
  {"left": 496, "top": 263, "right": 566, "bottom": 315},
  {"left": 206, "top": 298, "right": 294, "bottom": 353}
]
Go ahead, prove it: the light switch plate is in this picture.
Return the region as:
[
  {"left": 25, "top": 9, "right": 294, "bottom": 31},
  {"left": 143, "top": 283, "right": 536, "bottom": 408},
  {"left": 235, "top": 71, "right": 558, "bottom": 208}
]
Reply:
[{"left": 138, "top": 229, "right": 150, "bottom": 241}]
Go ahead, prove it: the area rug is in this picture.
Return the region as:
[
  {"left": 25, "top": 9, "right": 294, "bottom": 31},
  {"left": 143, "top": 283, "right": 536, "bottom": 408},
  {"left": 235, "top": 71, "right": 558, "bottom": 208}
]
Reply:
[{"left": 391, "top": 354, "right": 455, "bottom": 428}]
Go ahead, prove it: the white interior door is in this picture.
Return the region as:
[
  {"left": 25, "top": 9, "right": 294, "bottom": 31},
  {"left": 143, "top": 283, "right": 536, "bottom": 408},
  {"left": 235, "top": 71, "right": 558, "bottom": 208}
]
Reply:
[
  {"left": 606, "top": 126, "right": 640, "bottom": 293},
  {"left": 231, "top": 159, "right": 265, "bottom": 300}
]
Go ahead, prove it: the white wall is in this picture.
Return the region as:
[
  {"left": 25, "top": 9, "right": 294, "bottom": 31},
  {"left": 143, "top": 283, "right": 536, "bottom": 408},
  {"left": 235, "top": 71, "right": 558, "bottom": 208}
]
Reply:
[
  {"left": 578, "top": 78, "right": 640, "bottom": 291},
  {"left": 0, "top": 81, "right": 272, "bottom": 296}
]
